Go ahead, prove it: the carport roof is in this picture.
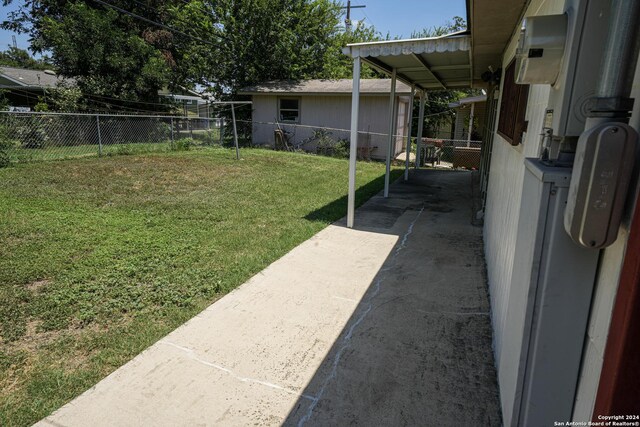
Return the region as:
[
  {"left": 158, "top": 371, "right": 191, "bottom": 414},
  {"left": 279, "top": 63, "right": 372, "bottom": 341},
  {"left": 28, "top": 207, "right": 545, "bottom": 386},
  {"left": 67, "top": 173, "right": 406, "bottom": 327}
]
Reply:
[{"left": 342, "top": 32, "right": 473, "bottom": 92}]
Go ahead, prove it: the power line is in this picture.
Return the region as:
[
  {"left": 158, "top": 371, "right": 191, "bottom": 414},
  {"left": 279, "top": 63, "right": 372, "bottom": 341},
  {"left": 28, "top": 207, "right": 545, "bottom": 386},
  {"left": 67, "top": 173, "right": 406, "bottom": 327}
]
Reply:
[
  {"left": 5, "top": 85, "right": 252, "bottom": 115},
  {"left": 125, "top": 0, "right": 226, "bottom": 43},
  {"left": 92, "top": 0, "right": 226, "bottom": 47}
]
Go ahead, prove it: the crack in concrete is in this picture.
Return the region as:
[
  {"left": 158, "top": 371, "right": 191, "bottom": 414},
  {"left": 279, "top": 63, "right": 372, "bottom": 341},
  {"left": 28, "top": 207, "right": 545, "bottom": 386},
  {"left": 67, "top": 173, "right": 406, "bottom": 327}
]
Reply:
[
  {"left": 158, "top": 341, "right": 316, "bottom": 401},
  {"left": 297, "top": 206, "right": 426, "bottom": 427}
]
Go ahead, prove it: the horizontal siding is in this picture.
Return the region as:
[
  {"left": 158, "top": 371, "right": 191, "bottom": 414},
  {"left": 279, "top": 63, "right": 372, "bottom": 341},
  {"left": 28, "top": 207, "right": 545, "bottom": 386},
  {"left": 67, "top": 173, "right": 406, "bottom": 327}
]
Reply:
[
  {"left": 250, "top": 94, "right": 407, "bottom": 160},
  {"left": 481, "top": 0, "right": 562, "bottom": 418}
]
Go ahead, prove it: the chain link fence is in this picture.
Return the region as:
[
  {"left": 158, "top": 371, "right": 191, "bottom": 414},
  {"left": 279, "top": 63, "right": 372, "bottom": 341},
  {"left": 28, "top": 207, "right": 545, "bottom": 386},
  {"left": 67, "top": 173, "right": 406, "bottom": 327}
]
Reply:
[
  {"left": 0, "top": 112, "right": 483, "bottom": 170},
  {"left": 0, "top": 111, "right": 227, "bottom": 165},
  {"left": 243, "top": 120, "right": 483, "bottom": 169}
]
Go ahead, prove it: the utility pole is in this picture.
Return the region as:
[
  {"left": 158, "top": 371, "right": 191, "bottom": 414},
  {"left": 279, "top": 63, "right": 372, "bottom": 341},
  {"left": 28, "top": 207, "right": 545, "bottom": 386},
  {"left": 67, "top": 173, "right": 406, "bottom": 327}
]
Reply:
[{"left": 341, "top": 1, "right": 366, "bottom": 33}]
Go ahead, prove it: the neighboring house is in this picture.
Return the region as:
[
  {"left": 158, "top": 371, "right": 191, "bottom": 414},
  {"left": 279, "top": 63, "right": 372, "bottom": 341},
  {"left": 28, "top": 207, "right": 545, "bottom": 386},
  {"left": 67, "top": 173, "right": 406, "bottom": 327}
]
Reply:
[
  {"left": 0, "top": 66, "right": 74, "bottom": 110},
  {"left": 448, "top": 95, "right": 487, "bottom": 141},
  {"left": 158, "top": 86, "right": 210, "bottom": 117},
  {"left": 343, "top": 0, "right": 640, "bottom": 422},
  {"left": 239, "top": 79, "right": 412, "bottom": 159}
]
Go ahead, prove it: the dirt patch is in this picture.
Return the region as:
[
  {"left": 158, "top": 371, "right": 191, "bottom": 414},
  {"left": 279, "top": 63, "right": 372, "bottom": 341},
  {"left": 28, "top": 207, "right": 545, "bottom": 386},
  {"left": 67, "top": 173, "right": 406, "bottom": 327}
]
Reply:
[
  {"left": 6, "top": 320, "right": 61, "bottom": 353},
  {"left": 26, "top": 279, "right": 51, "bottom": 292}
]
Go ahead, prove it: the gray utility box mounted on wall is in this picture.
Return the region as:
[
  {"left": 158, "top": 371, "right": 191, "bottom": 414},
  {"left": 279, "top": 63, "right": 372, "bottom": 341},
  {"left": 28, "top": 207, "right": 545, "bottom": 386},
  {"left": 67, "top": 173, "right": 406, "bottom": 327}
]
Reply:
[{"left": 500, "top": 159, "right": 599, "bottom": 426}]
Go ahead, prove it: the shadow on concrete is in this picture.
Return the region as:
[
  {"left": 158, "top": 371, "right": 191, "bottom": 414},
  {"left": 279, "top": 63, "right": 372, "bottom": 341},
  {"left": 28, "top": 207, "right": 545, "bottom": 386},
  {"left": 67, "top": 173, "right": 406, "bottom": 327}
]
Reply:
[
  {"left": 304, "top": 170, "right": 404, "bottom": 226},
  {"left": 285, "top": 169, "right": 502, "bottom": 426}
]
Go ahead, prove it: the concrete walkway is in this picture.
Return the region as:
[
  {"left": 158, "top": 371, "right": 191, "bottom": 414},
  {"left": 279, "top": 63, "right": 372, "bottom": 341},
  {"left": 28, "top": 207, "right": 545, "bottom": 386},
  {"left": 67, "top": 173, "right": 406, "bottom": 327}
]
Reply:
[{"left": 37, "top": 170, "right": 501, "bottom": 427}]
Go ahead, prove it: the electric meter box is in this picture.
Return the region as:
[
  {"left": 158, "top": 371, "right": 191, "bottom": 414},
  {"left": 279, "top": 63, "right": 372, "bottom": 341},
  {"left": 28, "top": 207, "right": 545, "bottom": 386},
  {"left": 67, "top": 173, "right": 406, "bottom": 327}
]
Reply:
[{"left": 516, "top": 14, "right": 568, "bottom": 85}]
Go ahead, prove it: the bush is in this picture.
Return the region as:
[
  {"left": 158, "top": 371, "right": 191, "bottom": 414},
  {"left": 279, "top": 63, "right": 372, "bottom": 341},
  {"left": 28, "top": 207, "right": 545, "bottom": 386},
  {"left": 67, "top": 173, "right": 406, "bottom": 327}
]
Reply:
[
  {"left": 332, "top": 139, "right": 350, "bottom": 158},
  {"left": 314, "top": 129, "right": 349, "bottom": 159},
  {"left": 172, "top": 138, "right": 194, "bottom": 151}
]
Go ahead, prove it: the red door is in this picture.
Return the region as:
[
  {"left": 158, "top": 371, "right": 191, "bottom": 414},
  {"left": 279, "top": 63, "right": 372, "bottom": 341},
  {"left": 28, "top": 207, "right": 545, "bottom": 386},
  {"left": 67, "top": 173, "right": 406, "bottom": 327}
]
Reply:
[{"left": 593, "top": 197, "right": 640, "bottom": 415}]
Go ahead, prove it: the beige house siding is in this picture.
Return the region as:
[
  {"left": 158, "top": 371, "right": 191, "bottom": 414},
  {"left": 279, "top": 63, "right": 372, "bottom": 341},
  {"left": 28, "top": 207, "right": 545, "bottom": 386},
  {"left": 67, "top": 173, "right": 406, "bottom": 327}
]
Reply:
[{"left": 250, "top": 94, "right": 408, "bottom": 160}]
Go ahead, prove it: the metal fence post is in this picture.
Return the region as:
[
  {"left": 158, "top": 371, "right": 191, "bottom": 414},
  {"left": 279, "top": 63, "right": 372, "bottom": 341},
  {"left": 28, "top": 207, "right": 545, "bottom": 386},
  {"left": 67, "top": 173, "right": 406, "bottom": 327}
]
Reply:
[
  {"left": 220, "top": 119, "right": 225, "bottom": 145},
  {"left": 170, "top": 117, "right": 174, "bottom": 149},
  {"left": 96, "top": 114, "right": 102, "bottom": 156},
  {"left": 187, "top": 118, "right": 193, "bottom": 139},
  {"left": 231, "top": 104, "right": 240, "bottom": 160}
]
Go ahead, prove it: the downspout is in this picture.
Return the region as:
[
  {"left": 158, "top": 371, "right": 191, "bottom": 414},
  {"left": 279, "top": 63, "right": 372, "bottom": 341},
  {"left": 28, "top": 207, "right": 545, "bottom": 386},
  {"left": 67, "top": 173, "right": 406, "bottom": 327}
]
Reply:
[{"left": 588, "top": 0, "right": 640, "bottom": 126}]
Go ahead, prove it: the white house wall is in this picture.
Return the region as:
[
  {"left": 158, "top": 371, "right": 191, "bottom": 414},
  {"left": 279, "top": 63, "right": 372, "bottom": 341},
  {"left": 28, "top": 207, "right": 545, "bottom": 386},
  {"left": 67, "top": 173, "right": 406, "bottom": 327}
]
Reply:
[
  {"left": 484, "top": 0, "right": 640, "bottom": 421},
  {"left": 484, "top": 0, "right": 559, "bottom": 361},
  {"left": 482, "top": 0, "right": 562, "bottom": 419},
  {"left": 250, "top": 94, "right": 408, "bottom": 160}
]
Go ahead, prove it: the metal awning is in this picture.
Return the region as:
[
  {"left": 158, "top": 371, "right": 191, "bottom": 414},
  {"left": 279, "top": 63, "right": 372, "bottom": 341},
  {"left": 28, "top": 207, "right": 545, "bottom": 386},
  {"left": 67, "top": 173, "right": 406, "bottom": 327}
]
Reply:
[
  {"left": 342, "top": 34, "right": 476, "bottom": 228},
  {"left": 342, "top": 33, "right": 474, "bottom": 91}
]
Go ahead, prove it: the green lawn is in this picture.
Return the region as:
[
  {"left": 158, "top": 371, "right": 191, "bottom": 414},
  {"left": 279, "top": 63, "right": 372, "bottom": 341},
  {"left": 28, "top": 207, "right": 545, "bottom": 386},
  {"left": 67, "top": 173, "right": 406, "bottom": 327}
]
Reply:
[{"left": 0, "top": 148, "right": 400, "bottom": 426}]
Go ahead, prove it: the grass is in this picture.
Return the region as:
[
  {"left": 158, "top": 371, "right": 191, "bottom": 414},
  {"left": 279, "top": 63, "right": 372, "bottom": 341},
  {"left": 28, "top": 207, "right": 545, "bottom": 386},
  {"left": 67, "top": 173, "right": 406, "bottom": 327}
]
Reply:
[{"left": 0, "top": 147, "right": 401, "bottom": 426}]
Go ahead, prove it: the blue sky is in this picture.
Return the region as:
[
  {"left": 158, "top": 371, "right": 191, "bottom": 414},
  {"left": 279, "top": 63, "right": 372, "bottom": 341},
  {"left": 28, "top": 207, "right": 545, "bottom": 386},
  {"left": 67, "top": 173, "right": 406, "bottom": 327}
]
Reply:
[
  {"left": 0, "top": 0, "right": 467, "bottom": 52},
  {"left": 342, "top": 0, "right": 467, "bottom": 38}
]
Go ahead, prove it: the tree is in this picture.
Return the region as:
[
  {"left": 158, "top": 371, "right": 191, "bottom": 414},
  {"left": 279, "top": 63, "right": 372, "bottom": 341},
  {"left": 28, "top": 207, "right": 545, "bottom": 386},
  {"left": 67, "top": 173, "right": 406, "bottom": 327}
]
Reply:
[
  {"left": 2, "top": 0, "right": 380, "bottom": 110},
  {"left": 2, "top": 0, "right": 208, "bottom": 110},
  {"left": 410, "top": 15, "right": 467, "bottom": 38},
  {"left": 185, "top": 0, "right": 382, "bottom": 97},
  {"left": 0, "top": 46, "right": 52, "bottom": 70},
  {"left": 320, "top": 21, "right": 384, "bottom": 80}
]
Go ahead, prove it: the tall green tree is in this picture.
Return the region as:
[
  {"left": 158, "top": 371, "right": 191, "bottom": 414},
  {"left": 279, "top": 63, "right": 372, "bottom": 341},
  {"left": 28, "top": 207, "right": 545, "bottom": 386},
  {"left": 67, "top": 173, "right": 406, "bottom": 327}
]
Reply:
[
  {"left": 2, "top": 0, "right": 380, "bottom": 108},
  {"left": 0, "top": 46, "right": 52, "bottom": 69},
  {"left": 181, "top": 0, "right": 382, "bottom": 97},
  {"left": 2, "top": 0, "right": 194, "bottom": 109}
]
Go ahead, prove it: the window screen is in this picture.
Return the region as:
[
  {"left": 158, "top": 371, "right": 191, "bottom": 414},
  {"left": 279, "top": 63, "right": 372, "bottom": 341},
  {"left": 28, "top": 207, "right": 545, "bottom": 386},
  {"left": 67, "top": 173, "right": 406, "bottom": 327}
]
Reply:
[{"left": 497, "top": 60, "right": 530, "bottom": 146}]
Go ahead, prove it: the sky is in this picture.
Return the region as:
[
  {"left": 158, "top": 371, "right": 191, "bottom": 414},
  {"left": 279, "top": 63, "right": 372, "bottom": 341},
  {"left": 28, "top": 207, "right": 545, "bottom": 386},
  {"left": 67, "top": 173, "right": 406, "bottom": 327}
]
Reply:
[{"left": 0, "top": 0, "right": 467, "bottom": 53}]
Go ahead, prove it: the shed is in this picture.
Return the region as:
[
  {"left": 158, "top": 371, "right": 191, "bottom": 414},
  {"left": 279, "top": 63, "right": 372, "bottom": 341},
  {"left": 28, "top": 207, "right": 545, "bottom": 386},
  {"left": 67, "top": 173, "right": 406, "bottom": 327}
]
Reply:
[{"left": 239, "top": 79, "right": 412, "bottom": 160}]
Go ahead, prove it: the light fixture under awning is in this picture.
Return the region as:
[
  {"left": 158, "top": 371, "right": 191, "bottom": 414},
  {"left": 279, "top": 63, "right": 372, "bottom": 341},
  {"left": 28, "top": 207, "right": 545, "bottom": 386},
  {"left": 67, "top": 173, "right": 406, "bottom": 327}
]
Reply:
[{"left": 342, "top": 33, "right": 474, "bottom": 91}]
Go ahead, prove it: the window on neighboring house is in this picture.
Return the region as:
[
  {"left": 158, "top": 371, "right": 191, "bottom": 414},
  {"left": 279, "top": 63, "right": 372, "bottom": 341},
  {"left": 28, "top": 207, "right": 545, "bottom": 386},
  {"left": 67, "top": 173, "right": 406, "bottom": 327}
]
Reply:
[
  {"left": 279, "top": 98, "right": 300, "bottom": 123},
  {"left": 497, "top": 59, "right": 529, "bottom": 146}
]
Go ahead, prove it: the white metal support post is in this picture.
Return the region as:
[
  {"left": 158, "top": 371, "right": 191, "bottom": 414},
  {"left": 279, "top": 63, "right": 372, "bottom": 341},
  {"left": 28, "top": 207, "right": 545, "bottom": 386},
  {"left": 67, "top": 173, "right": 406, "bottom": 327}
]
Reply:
[
  {"left": 231, "top": 104, "right": 240, "bottom": 160},
  {"left": 347, "top": 56, "right": 361, "bottom": 229},
  {"left": 384, "top": 69, "right": 397, "bottom": 198},
  {"left": 404, "top": 87, "right": 416, "bottom": 181},
  {"left": 415, "top": 92, "right": 426, "bottom": 169},
  {"left": 467, "top": 102, "right": 475, "bottom": 147}
]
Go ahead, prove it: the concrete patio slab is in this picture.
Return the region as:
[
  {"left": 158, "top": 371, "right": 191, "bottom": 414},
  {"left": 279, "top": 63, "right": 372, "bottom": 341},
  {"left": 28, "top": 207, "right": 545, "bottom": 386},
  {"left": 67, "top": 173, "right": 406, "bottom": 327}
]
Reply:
[{"left": 36, "top": 169, "right": 501, "bottom": 427}]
